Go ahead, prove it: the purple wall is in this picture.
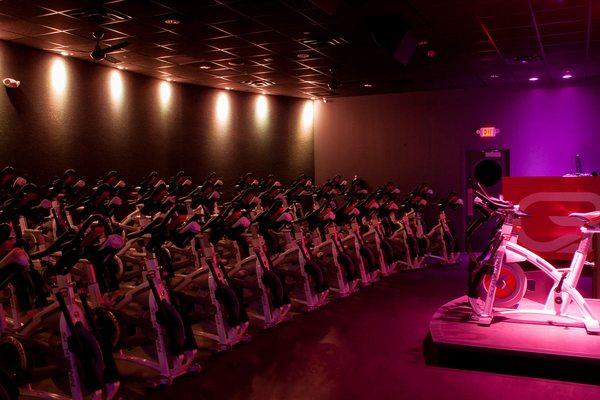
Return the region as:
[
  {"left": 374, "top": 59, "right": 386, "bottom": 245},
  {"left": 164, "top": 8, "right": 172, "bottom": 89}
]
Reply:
[
  {"left": 315, "top": 82, "right": 600, "bottom": 191},
  {"left": 314, "top": 82, "right": 600, "bottom": 237}
]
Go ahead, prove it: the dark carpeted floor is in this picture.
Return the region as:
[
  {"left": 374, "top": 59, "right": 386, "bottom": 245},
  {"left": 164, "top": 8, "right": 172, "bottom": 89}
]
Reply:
[{"left": 117, "top": 261, "right": 600, "bottom": 400}]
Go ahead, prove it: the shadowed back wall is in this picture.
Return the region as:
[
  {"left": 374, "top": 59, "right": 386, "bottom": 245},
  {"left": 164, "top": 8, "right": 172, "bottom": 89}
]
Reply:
[{"left": 0, "top": 41, "right": 314, "bottom": 185}]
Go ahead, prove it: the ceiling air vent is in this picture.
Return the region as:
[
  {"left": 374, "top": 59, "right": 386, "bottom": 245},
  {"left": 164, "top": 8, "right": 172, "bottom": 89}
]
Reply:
[
  {"left": 241, "top": 79, "right": 275, "bottom": 88},
  {"left": 66, "top": 6, "right": 131, "bottom": 24},
  {"left": 299, "top": 34, "right": 348, "bottom": 48}
]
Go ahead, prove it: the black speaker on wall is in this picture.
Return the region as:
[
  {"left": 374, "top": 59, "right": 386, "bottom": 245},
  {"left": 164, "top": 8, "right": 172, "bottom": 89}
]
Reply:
[{"left": 366, "top": 14, "right": 417, "bottom": 65}]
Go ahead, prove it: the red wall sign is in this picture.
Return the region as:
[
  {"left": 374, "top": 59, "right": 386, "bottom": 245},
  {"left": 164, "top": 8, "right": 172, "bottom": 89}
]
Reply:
[{"left": 503, "top": 176, "right": 600, "bottom": 260}]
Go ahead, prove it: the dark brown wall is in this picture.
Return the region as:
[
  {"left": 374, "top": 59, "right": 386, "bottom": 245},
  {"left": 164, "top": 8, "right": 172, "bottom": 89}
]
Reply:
[{"left": 0, "top": 41, "right": 314, "bottom": 185}]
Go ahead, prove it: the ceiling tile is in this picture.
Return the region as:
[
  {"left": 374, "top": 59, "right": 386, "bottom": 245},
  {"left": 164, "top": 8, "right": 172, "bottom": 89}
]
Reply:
[
  {"left": 0, "top": 0, "right": 596, "bottom": 97},
  {"left": 0, "top": 15, "right": 57, "bottom": 36}
]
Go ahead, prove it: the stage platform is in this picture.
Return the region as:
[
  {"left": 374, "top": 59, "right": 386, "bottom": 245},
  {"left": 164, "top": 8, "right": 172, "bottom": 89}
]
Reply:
[{"left": 429, "top": 296, "right": 600, "bottom": 361}]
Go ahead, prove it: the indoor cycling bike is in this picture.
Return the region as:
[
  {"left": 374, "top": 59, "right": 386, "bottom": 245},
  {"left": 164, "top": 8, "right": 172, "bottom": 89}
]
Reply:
[{"left": 467, "top": 162, "right": 600, "bottom": 334}]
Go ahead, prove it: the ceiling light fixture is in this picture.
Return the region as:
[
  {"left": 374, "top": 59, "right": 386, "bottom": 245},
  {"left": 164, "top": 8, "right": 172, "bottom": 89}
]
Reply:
[
  {"left": 363, "top": 83, "right": 373, "bottom": 88},
  {"left": 60, "top": 51, "right": 69, "bottom": 56},
  {"left": 263, "top": 57, "right": 273, "bottom": 62},
  {"left": 164, "top": 19, "right": 180, "bottom": 25},
  {"left": 199, "top": 64, "right": 211, "bottom": 70},
  {"left": 490, "top": 74, "right": 499, "bottom": 78},
  {"left": 562, "top": 73, "right": 573, "bottom": 79},
  {"left": 297, "top": 53, "right": 310, "bottom": 59},
  {"left": 241, "top": 79, "right": 275, "bottom": 88},
  {"left": 529, "top": 76, "right": 539, "bottom": 82}
]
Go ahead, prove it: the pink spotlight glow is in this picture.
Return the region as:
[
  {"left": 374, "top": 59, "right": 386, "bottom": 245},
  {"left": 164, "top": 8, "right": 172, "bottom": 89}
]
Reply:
[
  {"left": 529, "top": 77, "right": 539, "bottom": 82},
  {"left": 562, "top": 74, "right": 573, "bottom": 79}
]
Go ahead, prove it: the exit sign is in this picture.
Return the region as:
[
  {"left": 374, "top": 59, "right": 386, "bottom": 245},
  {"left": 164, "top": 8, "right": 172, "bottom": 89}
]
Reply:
[{"left": 477, "top": 126, "right": 499, "bottom": 138}]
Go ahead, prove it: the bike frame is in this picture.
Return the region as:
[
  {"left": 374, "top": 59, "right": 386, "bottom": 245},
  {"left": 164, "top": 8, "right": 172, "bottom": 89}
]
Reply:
[{"left": 477, "top": 213, "right": 600, "bottom": 334}]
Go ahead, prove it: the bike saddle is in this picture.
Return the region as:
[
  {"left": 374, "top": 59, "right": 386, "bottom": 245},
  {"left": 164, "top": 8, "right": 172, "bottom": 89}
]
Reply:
[{"left": 569, "top": 211, "right": 600, "bottom": 224}]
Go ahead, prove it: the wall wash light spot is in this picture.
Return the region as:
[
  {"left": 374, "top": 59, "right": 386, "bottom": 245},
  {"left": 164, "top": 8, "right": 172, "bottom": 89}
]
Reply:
[
  {"left": 255, "top": 94, "right": 268, "bottom": 121},
  {"left": 299, "top": 100, "right": 314, "bottom": 137},
  {"left": 302, "top": 100, "right": 314, "bottom": 127},
  {"left": 216, "top": 91, "right": 230, "bottom": 125},
  {"left": 159, "top": 81, "right": 172, "bottom": 105},
  {"left": 110, "top": 70, "right": 124, "bottom": 103},
  {"left": 50, "top": 58, "right": 67, "bottom": 94}
]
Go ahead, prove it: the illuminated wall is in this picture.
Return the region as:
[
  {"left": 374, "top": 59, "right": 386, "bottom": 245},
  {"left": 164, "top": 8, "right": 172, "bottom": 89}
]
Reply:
[
  {"left": 314, "top": 82, "right": 600, "bottom": 241},
  {"left": 315, "top": 83, "right": 600, "bottom": 190},
  {"left": 0, "top": 41, "right": 314, "bottom": 184}
]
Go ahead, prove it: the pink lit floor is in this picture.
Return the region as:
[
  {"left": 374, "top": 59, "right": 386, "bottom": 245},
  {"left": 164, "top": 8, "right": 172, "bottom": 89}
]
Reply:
[{"left": 119, "top": 262, "right": 600, "bottom": 399}]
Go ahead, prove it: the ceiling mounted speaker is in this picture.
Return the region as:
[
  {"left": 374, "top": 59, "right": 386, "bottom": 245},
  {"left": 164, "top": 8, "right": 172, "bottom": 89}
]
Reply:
[{"left": 366, "top": 14, "right": 417, "bottom": 65}]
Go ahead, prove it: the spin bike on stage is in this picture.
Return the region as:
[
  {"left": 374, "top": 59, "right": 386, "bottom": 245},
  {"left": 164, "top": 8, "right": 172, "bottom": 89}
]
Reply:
[{"left": 467, "top": 163, "right": 600, "bottom": 334}]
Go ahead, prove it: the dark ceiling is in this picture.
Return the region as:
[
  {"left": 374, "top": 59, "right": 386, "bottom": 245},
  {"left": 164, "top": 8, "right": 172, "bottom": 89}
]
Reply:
[{"left": 0, "top": 0, "right": 598, "bottom": 98}]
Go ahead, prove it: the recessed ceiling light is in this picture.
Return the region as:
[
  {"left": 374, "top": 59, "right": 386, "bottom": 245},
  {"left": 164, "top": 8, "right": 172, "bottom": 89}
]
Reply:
[
  {"left": 490, "top": 74, "right": 500, "bottom": 78},
  {"left": 529, "top": 76, "right": 539, "bottom": 82},
  {"left": 418, "top": 39, "right": 429, "bottom": 46},
  {"left": 363, "top": 83, "right": 373, "bottom": 88},
  {"left": 263, "top": 57, "right": 273, "bottom": 62},
  {"left": 241, "top": 79, "right": 275, "bottom": 88},
  {"left": 199, "top": 64, "right": 211, "bottom": 70},
  {"left": 225, "top": 87, "right": 232, "bottom": 90},
  {"left": 60, "top": 51, "right": 69, "bottom": 56},
  {"left": 164, "top": 19, "right": 180, "bottom": 25},
  {"left": 562, "top": 73, "right": 573, "bottom": 79},
  {"left": 297, "top": 53, "right": 310, "bottom": 59}
]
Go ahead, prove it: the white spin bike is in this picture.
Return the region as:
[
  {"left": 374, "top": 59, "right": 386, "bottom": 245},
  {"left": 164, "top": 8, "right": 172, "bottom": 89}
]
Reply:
[{"left": 468, "top": 182, "right": 600, "bottom": 334}]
